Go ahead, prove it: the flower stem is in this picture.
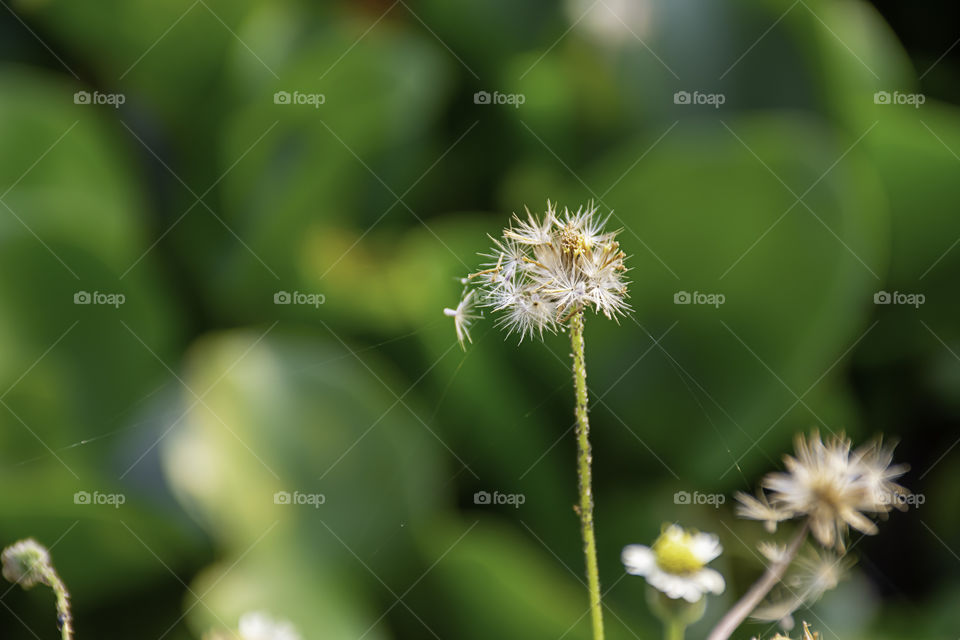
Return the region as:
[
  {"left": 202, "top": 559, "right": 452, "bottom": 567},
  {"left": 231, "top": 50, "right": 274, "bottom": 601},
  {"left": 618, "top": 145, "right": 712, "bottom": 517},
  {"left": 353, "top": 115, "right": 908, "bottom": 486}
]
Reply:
[
  {"left": 665, "top": 620, "right": 686, "bottom": 640},
  {"left": 45, "top": 568, "right": 73, "bottom": 640},
  {"left": 570, "top": 308, "right": 604, "bottom": 640},
  {"left": 705, "top": 523, "right": 809, "bottom": 640}
]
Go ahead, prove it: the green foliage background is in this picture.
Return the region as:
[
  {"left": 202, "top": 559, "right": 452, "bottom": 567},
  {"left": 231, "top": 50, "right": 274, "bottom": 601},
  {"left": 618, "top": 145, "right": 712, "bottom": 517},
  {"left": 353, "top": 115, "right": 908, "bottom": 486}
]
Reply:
[{"left": 1, "top": 0, "right": 959, "bottom": 638}]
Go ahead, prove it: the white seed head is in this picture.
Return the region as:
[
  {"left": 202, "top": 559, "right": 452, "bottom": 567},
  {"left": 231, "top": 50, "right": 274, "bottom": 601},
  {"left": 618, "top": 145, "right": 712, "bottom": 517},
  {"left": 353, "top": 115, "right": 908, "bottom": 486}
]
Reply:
[
  {"left": 757, "top": 541, "right": 788, "bottom": 564},
  {"left": 752, "top": 546, "right": 853, "bottom": 626},
  {"left": 2, "top": 539, "right": 52, "bottom": 588},
  {"left": 446, "top": 201, "right": 629, "bottom": 345},
  {"left": 737, "top": 431, "right": 910, "bottom": 552}
]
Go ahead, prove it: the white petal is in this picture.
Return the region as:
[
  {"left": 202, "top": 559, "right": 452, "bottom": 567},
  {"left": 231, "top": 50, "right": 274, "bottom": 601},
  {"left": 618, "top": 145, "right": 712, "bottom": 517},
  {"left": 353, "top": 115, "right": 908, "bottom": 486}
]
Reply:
[
  {"left": 680, "top": 581, "right": 704, "bottom": 603},
  {"left": 648, "top": 570, "right": 685, "bottom": 599},
  {"left": 621, "top": 545, "right": 654, "bottom": 576},
  {"left": 691, "top": 532, "right": 722, "bottom": 563},
  {"left": 694, "top": 567, "right": 725, "bottom": 595},
  {"left": 658, "top": 572, "right": 702, "bottom": 602}
]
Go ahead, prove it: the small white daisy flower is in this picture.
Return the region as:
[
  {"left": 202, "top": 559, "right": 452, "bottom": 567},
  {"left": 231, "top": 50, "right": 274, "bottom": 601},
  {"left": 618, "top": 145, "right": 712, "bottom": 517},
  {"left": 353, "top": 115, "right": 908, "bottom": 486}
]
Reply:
[
  {"left": 205, "top": 612, "right": 301, "bottom": 640},
  {"left": 622, "top": 524, "right": 725, "bottom": 603},
  {"left": 237, "top": 612, "right": 301, "bottom": 640}
]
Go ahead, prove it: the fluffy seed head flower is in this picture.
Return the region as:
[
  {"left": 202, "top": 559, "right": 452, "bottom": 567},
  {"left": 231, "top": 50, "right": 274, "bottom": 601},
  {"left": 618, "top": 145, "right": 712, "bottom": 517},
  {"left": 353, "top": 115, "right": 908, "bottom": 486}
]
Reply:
[
  {"left": 757, "top": 541, "right": 788, "bottom": 564},
  {"left": 447, "top": 201, "right": 629, "bottom": 344},
  {"left": 2, "top": 538, "right": 73, "bottom": 639},
  {"left": 738, "top": 431, "right": 909, "bottom": 552},
  {"left": 2, "top": 539, "right": 52, "bottom": 588},
  {"left": 787, "top": 546, "right": 853, "bottom": 603},
  {"left": 752, "top": 546, "right": 853, "bottom": 627},
  {"left": 622, "top": 524, "right": 725, "bottom": 602}
]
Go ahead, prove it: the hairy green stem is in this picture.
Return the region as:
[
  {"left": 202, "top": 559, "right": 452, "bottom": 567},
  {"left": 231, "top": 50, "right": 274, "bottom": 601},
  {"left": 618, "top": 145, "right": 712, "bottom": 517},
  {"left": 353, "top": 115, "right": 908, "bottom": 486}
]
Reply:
[
  {"left": 570, "top": 308, "right": 604, "bottom": 640},
  {"left": 45, "top": 568, "right": 73, "bottom": 640},
  {"left": 705, "top": 523, "right": 809, "bottom": 640}
]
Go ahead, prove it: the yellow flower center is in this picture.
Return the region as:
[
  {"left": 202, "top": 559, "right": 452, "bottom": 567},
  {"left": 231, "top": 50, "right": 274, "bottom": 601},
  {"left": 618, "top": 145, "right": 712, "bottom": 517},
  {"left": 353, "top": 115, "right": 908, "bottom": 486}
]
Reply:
[
  {"left": 560, "top": 224, "right": 588, "bottom": 257},
  {"left": 653, "top": 530, "right": 704, "bottom": 575}
]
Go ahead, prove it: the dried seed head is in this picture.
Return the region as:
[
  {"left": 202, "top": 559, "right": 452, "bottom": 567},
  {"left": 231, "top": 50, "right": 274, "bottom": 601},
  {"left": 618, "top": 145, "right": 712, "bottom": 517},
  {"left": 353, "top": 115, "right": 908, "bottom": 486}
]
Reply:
[
  {"left": 446, "top": 201, "right": 630, "bottom": 344},
  {"left": 2, "top": 539, "right": 51, "bottom": 588},
  {"left": 737, "top": 431, "right": 910, "bottom": 552},
  {"left": 752, "top": 546, "right": 853, "bottom": 627},
  {"left": 2, "top": 539, "right": 73, "bottom": 639}
]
